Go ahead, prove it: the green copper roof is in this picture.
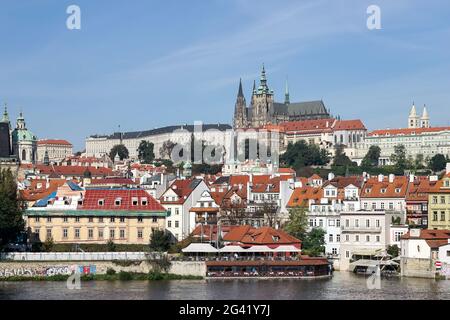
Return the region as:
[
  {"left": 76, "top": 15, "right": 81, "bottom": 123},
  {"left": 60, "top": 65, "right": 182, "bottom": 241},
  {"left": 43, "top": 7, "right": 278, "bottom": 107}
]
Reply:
[{"left": 12, "top": 129, "right": 37, "bottom": 142}]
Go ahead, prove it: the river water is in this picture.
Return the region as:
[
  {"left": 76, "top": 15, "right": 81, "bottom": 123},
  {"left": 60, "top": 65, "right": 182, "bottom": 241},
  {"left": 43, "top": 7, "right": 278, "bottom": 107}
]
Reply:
[{"left": 0, "top": 272, "right": 449, "bottom": 300}]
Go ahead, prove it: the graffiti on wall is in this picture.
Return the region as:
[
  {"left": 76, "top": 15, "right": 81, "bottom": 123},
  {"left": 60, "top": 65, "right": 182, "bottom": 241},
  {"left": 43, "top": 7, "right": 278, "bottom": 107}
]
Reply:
[{"left": 0, "top": 265, "right": 97, "bottom": 278}]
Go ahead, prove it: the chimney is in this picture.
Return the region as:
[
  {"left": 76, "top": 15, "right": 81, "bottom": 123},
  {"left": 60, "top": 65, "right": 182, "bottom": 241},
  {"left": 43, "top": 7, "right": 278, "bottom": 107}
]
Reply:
[
  {"left": 430, "top": 175, "right": 438, "bottom": 182},
  {"left": 378, "top": 174, "right": 384, "bottom": 182},
  {"left": 328, "top": 172, "right": 335, "bottom": 181},
  {"left": 389, "top": 174, "right": 395, "bottom": 183},
  {"left": 409, "top": 174, "right": 415, "bottom": 183},
  {"left": 160, "top": 173, "right": 164, "bottom": 185},
  {"left": 410, "top": 229, "right": 421, "bottom": 238}
]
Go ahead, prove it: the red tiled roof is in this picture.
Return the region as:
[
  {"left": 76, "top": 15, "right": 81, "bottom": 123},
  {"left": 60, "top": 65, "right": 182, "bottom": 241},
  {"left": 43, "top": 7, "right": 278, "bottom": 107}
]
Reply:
[
  {"left": 280, "top": 118, "right": 335, "bottom": 134},
  {"left": 79, "top": 189, "right": 165, "bottom": 211},
  {"left": 89, "top": 178, "right": 137, "bottom": 185},
  {"left": 406, "top": 176, "right": 438, "bottom": 201},
  {"left": 361, "top": 176, "right": 409, "bottom": 198},
  {"left": 159, "top": 178, "right": 202, "bottom": 204},
  {"left": 287, "top": 187, "right": 323, "bottom": 207},
  {"left": 401, "top": 229, "right": 450, "bottom": 244},
  {"left": 369, "top": 126, "right": 450, "bottom": 137},
  {"left": 223, "top": 226, "right": 301, "bottom": 246},
  {"left": 38, "top": 139, "right": 72, "bottom": 146},
  {"left": 35, "top": 165, "right": 113, "bottom": 177},
  {"left": 332, "top": 120, "right": 366, "bottom": 131},
  {"left": 278, "top": 167, "right": 296, "bottom": 174}
]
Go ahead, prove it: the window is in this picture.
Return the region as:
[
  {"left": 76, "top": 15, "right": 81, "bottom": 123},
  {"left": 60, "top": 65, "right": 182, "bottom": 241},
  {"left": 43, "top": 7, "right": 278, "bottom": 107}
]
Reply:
[
  {"left": 329, "top": 234, "right": 333, "bottom": 243},
  {"left": 46, "top": 228, "right": 52, "bottom": 239},
  {"left": 63, "top": 217, "right": 68, "bottom": 223},
  {"left": 380, "top": 202, "right": 385, "bottom": 210},
  {"left": 98, "top": 199, "right": 104, "bottom": 206},
  {"left": 99, "top": 217, "right": 103, "bottom": 223},
  {"left": 433, "top": 211, "right": 438, "bottom": 221},
  {"left": 34, "top": 228, "right": 40, "bottom": 236},
  {"left": 336, "top": 235, "right": 341, "bottom": 242},
  {"left": 88, "top": 229, "right": 94, "bottom": 239},
  {"left": 141, "top": 198, "right": 148, "bottom": 206},
  {"left": 175, "top": 221, "right": 179, "bottom": 228},
  {"left": 355, "top": 235, "right": 360, "bottom": 242},
  {"left": 152, "top": 217, "right": 157, "bottom": 223},
  {"left": 332, "top": 248, "right": 337, "bottom": 255},
  {"left": 366, "top": 235, "right": 370, "bottom": 242},
  {"left": 372, "top": 203, "right": 376, "bottom": 210},
  {"left": 441, "top": 212, "right": 445, "bottom": 221},
  {"left": 319, "top": 219, "right": 323, "bottom": 227},
  {"left": 110, "top": 217, "right": 115, "bottom": 223},
  {"left": 376, "top": 220, "right": 380, "bottom": 228},
  {"left": 138, "top": 229, "right": 143, "bottom": 239},
  {"left": 120, "top": 229, "right": 125, "bottom": 239},
  {"left": 447, "top": 251, "right": 450, "bottom": 257},
  {"left": 98, "top": 229, "right": 104, "bottom": 239},
  {"left": 394, "top": 232, "right": 403, "bottom": 242},
  {"left": 389, "top": 203, "right": 394, "bottom": 210},
  {"left": 110, "top": 229, "right": 115, "bottom": 239},
  {"left": 35, "top": 217, "right": 40, "bottom": 222},
  {"left": 63, "top": 228, "right": 68, "bottom": 238},
  {"left": 345, "top": 219, "right": 349, "bottom": 227},
  {"left": 47, "top": 217, "right": 52, "bottom": 223},
  {"left": 138, "top": 217, "right": 143, "bottom": 223},
  {"left": 328, "top": 220, "right": 335, "bottom": 227},
  {"left": 175, "top": 208, "right": 179, "bottom": 215},
  {"left": 168, "top": 221, "right": 172, "bottom": 228},
  {"left": 309, "top": 219, "right": 314, "bottom": 227},
  {"left": 75, "top": 228, "right": 80, "bottom": 239},
  {"left": 89, "top": 217, "right": 94, "bottom": 223},
  {"left": 120, "top": 217, "right": 125, "bottom": 223},
  {"left": 366, "top": 219, "right": 370, "bottom": 228},
  {"left": 336, "top": 219, "right": 340, "bottom": 227},
  {"left": 115, "top": 198, "right": 122, "bottom": 206},
  {"left": 376, "top": 236, "right": 380, "bottom": 242},
  {"left": 432, "top": 196, "right": 438, "bottom": 204},
  {"left": 345, "top": 235, "right": 349, "bottom": 242},
  {"left": 441, "top": 196, "right": 446, "bottom": 204},
  {"left": 132, "top": 197, "right": 138, "bottom": 206},
  {"left": 355, "top": 219, "right": 359, "bottom": 227},
  {"left": 345, "top": 251, "right": 350, "bottom": 258}
]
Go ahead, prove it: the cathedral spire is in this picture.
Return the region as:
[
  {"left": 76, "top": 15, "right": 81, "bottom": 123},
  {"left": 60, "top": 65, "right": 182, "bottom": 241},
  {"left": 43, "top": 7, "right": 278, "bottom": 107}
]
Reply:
[
  {"left": 257, "top": 63, "right": 270, "bottom": 94},
  {"left": 237, "top": 78, "right": 244, "bottom": 98},
  {"left": 252, "top": 80, "right": 256, "bottom": 94},
  {"left": 284, "top": 77, "right": 290, "bottom": 105},
  {"left": 1, "top": 103, "right": 9, "bottom": 123}
]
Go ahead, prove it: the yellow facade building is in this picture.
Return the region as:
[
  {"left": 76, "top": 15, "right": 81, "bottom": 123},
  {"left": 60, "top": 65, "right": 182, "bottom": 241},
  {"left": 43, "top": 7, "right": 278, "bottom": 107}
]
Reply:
[{"left": 428, "top": 172, "right": 450, "bottom": 230}]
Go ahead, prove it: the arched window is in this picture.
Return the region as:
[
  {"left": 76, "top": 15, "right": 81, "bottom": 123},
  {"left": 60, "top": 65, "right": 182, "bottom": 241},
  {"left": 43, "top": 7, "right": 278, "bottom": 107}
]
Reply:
[{"left": 22, "top": 149, "right": 26, "bottom": 161}]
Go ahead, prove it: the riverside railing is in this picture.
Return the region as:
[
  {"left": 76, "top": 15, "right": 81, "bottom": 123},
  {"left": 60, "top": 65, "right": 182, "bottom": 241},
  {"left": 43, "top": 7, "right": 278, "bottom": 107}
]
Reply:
[{"left": 0, "top": 252, "right": 147, "bottom": 261}]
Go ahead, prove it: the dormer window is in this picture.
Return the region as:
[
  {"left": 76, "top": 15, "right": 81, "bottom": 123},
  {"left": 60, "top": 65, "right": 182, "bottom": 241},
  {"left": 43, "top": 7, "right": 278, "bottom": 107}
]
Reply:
[
  {"left": 78, "top": 199, "right": 83, "bottom": 206},
  {"left": 365, "top": 188, "right": 371, "bottom": 193},
  {"left": 395, "top": 188, "right": 401, "bottom": 193},
  {"left": 141, "top": 198, "right": 148, "bottom": 206},
  {"left": 272, "top": 235, "right": 280, "bottom": 242},
  {"left": 132, "top": 197, "right": 138, "bottom": 206},
  {"left": 98, "top": 199, "right": 104, "bottom": 206},
  {"left": 115, "top": 198, "right": 122, "bottom": 206},
  {"left": 380, "top": 188, "right": 386, "bottom": 194}
]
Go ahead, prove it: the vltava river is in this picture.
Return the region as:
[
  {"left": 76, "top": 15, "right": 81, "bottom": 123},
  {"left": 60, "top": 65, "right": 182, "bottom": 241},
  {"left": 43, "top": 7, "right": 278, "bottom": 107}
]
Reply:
[{"left": 1, "top": 272, "right": 449, "bottom": 300}]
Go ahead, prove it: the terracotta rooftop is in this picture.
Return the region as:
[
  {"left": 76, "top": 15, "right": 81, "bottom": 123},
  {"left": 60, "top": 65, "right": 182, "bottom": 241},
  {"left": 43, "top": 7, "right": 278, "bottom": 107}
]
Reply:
[
  {"left": 369, "top": 126, "right": 450, "bottom": 137},
  {"left": 361, "top": 176, "right": 409, "bottom": 198},
  {"left": 222, "top": 225, "right": 301, "bottom": 247},
  {"left": 38, "top": 139, "right": 72, "bottom": 146},
  {"left": 287, "top": 186, "right": 323, "bottom": 207}
]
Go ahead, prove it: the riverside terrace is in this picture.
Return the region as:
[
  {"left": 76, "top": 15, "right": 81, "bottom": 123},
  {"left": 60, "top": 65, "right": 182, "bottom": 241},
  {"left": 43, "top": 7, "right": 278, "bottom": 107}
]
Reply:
[{"left": 179, "top": 243, "right": 332, "bottom": 279}]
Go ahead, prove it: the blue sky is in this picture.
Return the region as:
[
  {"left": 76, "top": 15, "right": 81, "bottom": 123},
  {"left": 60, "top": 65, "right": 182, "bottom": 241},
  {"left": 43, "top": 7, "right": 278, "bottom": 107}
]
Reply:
[{"left": 1, "top": 0, "right": 450, "bottom": 151}]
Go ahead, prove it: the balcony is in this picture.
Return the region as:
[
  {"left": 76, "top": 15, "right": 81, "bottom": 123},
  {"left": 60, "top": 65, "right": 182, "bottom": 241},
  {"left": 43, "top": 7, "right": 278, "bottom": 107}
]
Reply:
[{"left": 341, "top": 226, "right": 382, "bottom": 233}]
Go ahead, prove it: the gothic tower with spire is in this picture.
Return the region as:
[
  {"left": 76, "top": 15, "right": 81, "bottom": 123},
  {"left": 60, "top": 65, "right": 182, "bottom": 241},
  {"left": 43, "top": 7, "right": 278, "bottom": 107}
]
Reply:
[
  {"left": 250, "top": 64, "right": 274, "bottom": 128},
  {"left": 233, "top": 79, "right": 247, "bottom": 129}
]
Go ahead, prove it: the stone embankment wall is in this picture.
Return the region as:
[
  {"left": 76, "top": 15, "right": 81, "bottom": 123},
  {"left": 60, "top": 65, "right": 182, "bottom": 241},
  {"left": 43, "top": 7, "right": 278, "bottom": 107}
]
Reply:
[
  {"left": 400, "top": 257, "right": 435, "bottom": 279},
  {"left": 0, "top": 260, "right": 206, "bottom": 278}
]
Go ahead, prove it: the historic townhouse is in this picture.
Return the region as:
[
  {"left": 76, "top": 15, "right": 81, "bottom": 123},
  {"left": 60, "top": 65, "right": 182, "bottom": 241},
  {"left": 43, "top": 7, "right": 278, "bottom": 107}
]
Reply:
[
  {"left": 37, "top": 139, "right": 73, "bottom": 163},
  {"left": 428, "top": 166, "right": 450, "bottom": 230},
  {"left": 406, "top": 175, "right": 436, "bottom": 227},
  {"left": 25, "top": 188, "right": 166, "bottom": 244},
  {"left": 159, "top": 178, "right": 209, "bottom": 241}
]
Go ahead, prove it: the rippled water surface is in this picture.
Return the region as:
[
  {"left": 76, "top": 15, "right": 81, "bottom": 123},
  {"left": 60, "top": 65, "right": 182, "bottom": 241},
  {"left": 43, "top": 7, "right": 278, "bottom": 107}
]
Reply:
[{"left": 1, "top": 272, "right": 449, "bottom": 300}]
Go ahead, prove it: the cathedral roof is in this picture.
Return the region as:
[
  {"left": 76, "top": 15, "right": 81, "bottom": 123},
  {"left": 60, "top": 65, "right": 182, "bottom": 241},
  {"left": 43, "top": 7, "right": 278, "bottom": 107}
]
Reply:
[
  {"left": 272, "top": 100, "right": 328, "bottom": 116},
  {"left": 12, "top": 129, "right": 37, "bottom": 143}
]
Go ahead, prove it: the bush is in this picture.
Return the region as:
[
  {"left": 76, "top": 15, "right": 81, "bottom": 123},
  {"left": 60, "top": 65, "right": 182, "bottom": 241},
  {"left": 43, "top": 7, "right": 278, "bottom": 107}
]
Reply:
[
  {"left": 106, "top": 268, "right": 116, "bottom": 275},
  {"left": 118, "top": 271, "right": 133, "bottom": 281}
]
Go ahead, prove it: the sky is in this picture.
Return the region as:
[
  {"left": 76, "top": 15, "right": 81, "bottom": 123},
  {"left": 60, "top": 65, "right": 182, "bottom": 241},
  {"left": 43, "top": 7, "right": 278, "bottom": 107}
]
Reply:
[{"left": 1, "top": 0, "right": 450, "bottom": 151}]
